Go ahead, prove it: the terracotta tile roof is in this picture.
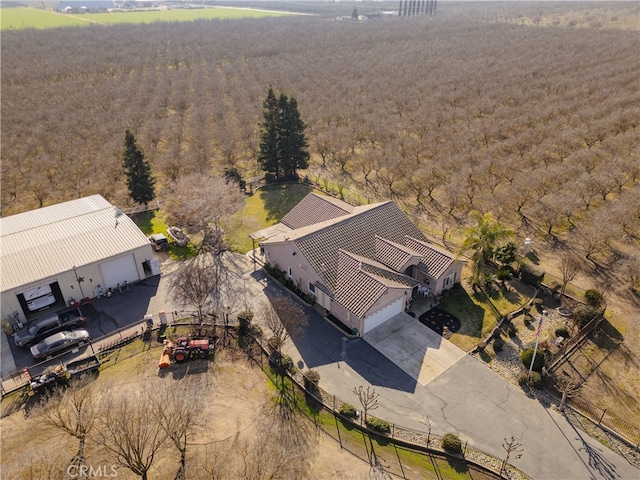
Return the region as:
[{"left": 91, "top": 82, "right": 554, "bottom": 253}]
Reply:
[
  {"left": 404, "top": 236, "right": 457, "bottom": 278},
  {"left": 291, "top": 202, "right": 425, "bottom": 290},
  {"left": 281, "top": 192, "right": 353, "bottom": 229},
  {"left": 335, "top": 251, "right": 388, "bottom": 318},
  {"left": 259, "top": 197, "right": 459, "bottom": 321},
  {"left": 374, "top": 236, "right": 423, "bottom": 272}
]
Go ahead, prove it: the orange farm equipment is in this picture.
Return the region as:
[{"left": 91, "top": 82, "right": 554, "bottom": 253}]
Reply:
[{"left": 159, "top": 337, "right": 214, "bottom": 368}]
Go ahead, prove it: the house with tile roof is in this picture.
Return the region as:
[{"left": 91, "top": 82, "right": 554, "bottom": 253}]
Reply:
[{"left": 255, "top": 192, "right": 463, "bottom": 335}]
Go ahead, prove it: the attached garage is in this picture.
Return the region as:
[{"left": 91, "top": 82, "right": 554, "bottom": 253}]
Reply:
[
  {"left": 363, "top": 296, "right": 404, "bottom": 334},
  {"left": 0, "top": 195, "right": 157, "bottom": 327}
]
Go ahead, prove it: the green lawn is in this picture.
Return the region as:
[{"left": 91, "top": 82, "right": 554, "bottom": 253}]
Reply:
[
  {"left": 225, "top": 183, "right": 313, "bottom": 254},
  {"left": 440, "top": 274, "right": 534, "bottom": 352},
  {"left": 1, "top": 7, "right": 292, "bottom": 31}
]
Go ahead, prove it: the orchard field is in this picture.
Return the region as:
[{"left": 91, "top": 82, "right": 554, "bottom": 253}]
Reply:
[{"left": 1, "top": 0, "right": 639, "bottom": 431}]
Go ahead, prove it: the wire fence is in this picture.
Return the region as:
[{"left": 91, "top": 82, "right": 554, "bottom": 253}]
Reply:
[
  {"left": 5, "top": 318, "right": 634, "bottom": 476},
  {"left": 238, "top": 329, "right": 533, "bottom": 480},
  {"left": 568, "top": 395, "right": 640, "bottom": 448}
]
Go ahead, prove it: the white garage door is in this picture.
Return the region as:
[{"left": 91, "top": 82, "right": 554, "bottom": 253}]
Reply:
[
  {"left": 363, "top": 297, "right": 404, "bottom": 334},
  {"left": 100, "top": 254, "right": 139, "bottom": 290}
]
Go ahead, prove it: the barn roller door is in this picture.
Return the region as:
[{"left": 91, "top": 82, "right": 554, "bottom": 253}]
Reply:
[{"left": 99, "top": 254, "right": 139, "bottom": 290}]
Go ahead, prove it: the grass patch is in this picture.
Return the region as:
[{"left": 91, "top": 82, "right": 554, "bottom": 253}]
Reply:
[
  {"left": 1, "top": 7, "right": 292, "bottom": 31},
  {"left": 131, "top": 210, "right": 198, "bottom": 259},
  {"left": 225, "top": 183, "right": 312, "bottom": 253},
  {"left": 439, "top": 288, "right": 496, "bottom": 351}
]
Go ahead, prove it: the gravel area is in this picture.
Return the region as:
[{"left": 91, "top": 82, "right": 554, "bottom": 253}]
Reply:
[{"left": 471, "top": 308, "right": 640, "bottom": 468}]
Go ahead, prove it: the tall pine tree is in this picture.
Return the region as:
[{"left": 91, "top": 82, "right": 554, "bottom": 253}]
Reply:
[
  {"left": 257, "top": 87, "right": 281, "bottom": 179},
  {"left": 122, "top": 129, "right": 155, "bottom": 205},
  {"left": 280, "top": 94, "right": 309, "bottom": 178},
  {"left": 257, "top": 87, "right": 309, "bottom": 180}
]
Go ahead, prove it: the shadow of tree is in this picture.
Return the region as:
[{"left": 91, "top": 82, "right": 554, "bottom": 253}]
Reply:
[{"left": 259, "top": 183, "right": 312, "bottom": 224}]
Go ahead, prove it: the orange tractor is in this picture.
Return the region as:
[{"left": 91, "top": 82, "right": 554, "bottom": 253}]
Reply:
[{"left": 159, "top": 337, "right": 215, "bottom": 368}]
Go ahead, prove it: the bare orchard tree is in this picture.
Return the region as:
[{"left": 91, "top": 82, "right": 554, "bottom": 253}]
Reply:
[
  {"left": 35, "top": 374, "right": 98, "bottom": 465},
  {"left": 14, "top": 450, "right": 70, "bottom": 480},
  {"left": 259, "top": 295, "right": 308, "bottom": 358},
  {"left": 164, "top": 174, "right": 244, "bottom": 254},
  {"left": 170, "top": 254, "right": 222, "bottom": 323},
  {"left": 554, "top": 372, "right": 582, "bottom": 412},
  {"left": 151, "top": 377, "right": 204, "bottom": 480},
  {"left": 238, "top": 416, "right": 308, "bottom": 480},
  {"left": 353, "top": 385, "right": 379, "bottom": 424},
  {"left": 559, "top": 251, "right": 580, "bottom": 296},
  {"left": 94, "top": 384, "right": 169, "bottom": 480}
]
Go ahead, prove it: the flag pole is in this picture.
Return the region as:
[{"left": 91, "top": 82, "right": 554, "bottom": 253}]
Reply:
[{"left": 528, "top": 310, "right": 547, "bottom": 378}]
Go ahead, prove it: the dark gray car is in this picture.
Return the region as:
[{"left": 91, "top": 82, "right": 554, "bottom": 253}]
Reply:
[
  {"left": 30, "top": 329, "right": 90, "bottom": 360},
  {"left": 14, "top": 307, "right": 85, "bottom": 347}
]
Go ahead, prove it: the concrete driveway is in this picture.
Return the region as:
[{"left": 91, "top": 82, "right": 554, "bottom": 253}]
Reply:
[{"left": 363, "top": 312, "right": 467, "bottom": 386}]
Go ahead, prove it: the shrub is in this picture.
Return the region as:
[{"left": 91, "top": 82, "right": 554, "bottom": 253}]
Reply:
[
  {"left": 528, "top": 371, "right": 542, "bottom": 388},
  {"left": 518, "top": 372, "right": 542, "bottom": 389},
  {"left": 496, "top": 267, "right": 513, "bottom": 283},
  {"left": 584, "top": 289, "right": 604, "bottom": 308},
  {"left": 366, "top": 417, "right": 391, "bottom": 434},
  {"left": 441, "top": 433, "right": 463, "bottom": 454},
  {"left": 519, "top": 263, "right": 545, "bottom": 286},
  {"left": 572, "top": 304, "right": 600, "bottom": 328},
  {"left": 477, "top": 341, "right": 487, "bottom": 352},
  {"left": 521, "top": 348, "right": 545, "bottom": 372},
  {"left": 554, "top": 326, "right": 570, "bottom": 338},
  {"left": 339, "top": 403, "right": 358, "bottom": 418},
  {"left": 493, "top": 336, "right": 505, "bottom": 352},
  {"left": 303, "top": 369, "right": 320, "bottom": 391},
  {"left": 280, "top": 354, "right": 295, "bottom": 373}
]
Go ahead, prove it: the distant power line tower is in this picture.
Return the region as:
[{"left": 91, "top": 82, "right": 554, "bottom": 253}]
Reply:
[{"left": 398, "top": 0, "right": 436, "bottom": 17}]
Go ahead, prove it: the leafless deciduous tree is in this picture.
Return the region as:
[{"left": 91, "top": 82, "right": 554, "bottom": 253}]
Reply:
[
  {"left": 164, "top": 174, "right": 244, "bottom": 254},
  {"left": 500, "top": 436, "right": 524, "bottom": 478},
  {"left": 559, "top": 252, "right": 580, "bottom": 296},
  {"left": 554, "top": 373, "right": 582, "bottom": 412},
  {"left": 170, "top": 254, "right": 223, "bottom": 323},
  {"left": 353, "top": 385, "right": 379, "bottom": 424},
  {"left": 151, "top": 378, "right": 204, "bottom": 480},
  {"left": 259, "top": 295, "right": 308, "bottom": 357},
  {"left": 35, "top": 374, "right": 98, "bottom": 465},
  {"left": 95, "top": 385, "right": 169, "bottom": 480}
]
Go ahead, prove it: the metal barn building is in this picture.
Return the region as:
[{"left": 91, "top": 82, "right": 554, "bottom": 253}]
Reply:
[{"left": 0, "top": 195, "right": 159, "bottom": 327}]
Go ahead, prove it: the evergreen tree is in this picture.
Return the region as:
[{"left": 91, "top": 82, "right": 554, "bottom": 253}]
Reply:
[
  {"left": 257, "top": 87, "right": 309, "bottom": 181},
  {"left": 122, "top": 129, "right": 155, "bottom": 205},
  {"left": 257, "top": 87, "right": 281, "bottom": 179},
  {"left": 280, "top": 95, "right": 310, "bottom": 178}
]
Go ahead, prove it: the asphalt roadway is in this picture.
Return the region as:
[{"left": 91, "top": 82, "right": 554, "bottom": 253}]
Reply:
[{"left": 2, "top": 252, "right": 638, "bottom": 480}]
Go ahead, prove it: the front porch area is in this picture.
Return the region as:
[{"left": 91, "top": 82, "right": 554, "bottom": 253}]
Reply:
[{"left": 408, "top": 290, "right": 439, "bottom": 318}]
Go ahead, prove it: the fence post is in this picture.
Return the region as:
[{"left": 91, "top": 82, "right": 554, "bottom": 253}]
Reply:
[{"left": 598, "top": 409, "right": 606, "bottom": 426}]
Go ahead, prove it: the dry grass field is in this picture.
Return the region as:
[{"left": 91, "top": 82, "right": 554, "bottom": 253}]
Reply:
[{"left": 0, "top": 348, "right": 374, "bottom": 479}]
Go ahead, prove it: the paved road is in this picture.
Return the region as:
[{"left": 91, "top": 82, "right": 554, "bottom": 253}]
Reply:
[{"left": 3, "top": 253, "right": 638, "bottom": 480}]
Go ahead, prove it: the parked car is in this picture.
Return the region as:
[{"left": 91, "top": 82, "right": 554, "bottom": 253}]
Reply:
[
  {"left": 149, "top": 233, "right": 169, "bottom": 251},
  {"left": 14, "top": 307, "right": 85, "bottom": 348},
  {"left": 30, "top": 329, "right": 90, "bottom": 360}
]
